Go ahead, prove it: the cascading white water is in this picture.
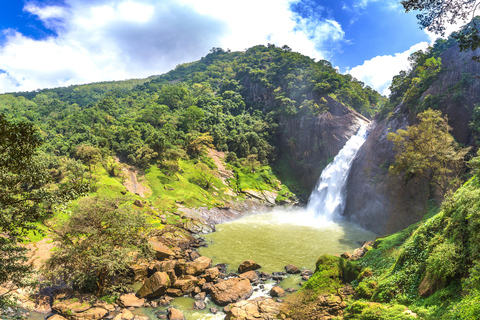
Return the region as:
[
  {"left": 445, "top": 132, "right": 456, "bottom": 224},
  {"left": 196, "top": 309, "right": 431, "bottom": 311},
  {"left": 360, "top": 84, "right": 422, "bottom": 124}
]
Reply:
[{"left": 306, "top": 125, "right": 368, "bottom": 220}]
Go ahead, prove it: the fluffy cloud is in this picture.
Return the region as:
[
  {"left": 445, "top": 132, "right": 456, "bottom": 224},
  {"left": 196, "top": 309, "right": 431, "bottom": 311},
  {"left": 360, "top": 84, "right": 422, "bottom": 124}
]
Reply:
[
  {"left": 348, "top": 42, "right": 430, "bottom": 96},
  {"left": 0, "top": 0, "right": 349, "bottom": 93}
]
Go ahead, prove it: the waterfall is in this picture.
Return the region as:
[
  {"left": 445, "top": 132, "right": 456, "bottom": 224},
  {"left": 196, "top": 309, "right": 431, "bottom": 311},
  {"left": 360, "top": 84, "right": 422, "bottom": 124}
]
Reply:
[{"left": 306, "top": 125, "right": 368, "bottom": 221}]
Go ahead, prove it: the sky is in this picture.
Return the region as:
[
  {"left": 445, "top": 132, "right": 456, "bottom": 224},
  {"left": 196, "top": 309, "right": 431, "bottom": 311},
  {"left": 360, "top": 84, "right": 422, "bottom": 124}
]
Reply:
[{"left": 0, "top": 0, "right": 464, "bottom": 96}]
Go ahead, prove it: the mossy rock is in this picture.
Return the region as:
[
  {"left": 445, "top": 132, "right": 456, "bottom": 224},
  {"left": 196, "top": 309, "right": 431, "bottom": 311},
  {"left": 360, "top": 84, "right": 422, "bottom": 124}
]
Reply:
[{"left": 303, "top": 255, "right": 360, "bottom": 294}]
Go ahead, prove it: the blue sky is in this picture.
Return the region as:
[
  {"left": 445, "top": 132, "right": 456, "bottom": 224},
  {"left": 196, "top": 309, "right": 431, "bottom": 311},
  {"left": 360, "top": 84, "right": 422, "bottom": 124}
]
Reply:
[{"left": 0, "top": 0, "right": 454, "bottom": 95}]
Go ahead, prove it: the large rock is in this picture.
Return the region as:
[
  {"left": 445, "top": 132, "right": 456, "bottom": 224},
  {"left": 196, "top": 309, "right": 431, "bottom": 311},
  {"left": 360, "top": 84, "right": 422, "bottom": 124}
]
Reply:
[
  {"left": 137, "top": 271, "right": 171, "bottom": 298},
  {"left": 270, "top": 286, "right": 286, "bottom": 298},
  {"left": 210, "top": 278, "right": 253, "bottom": 306},
  {"left": 226, "top": 298, "right": 281, "bottom": 320},
  {"left": 284, "top": 264, "right": 300, "bottom": 274},
  {"left": 202, "top": 267, "right": 219, "bottom": 282},
  {"left": 116, "top": 293, "right": 145, "bottom": 308},
  {"left": 31, "top": 294, "right": 52, "bottom": 314},
  {"left": 130, "top": 262, "right": 149, "bottom": 282},
  {"left": 155, "top": 260, "right": 177, "bottom": 273},
  {"left": 73, "top": 307, "right": 108, "bottom": 320},
  {"left": 148, "top": 238, "right": 175, "bottom": 260},
  {"left": 179, "top": 256, "right": 212, "bottom": 276},
  {"left": 182, "top": 219, "right": 215, "bottom": 234},
  {"left": 239, "top": 271, "right": 259, "bottom": 282},
  {"left": 238, "top": 260, "right": 261, "bottom": 273},
  {"left": 168, "top": 307, "right": 185, "bottom": 320},
  {"left": 172, "top": 275, "right": 198, "bottom": 295}
]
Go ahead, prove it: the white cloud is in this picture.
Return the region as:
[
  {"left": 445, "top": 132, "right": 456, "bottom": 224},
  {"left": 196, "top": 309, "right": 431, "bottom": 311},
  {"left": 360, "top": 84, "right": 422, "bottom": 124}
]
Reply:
[
  {"left": 0, "top": 0, "right": 348, "bottom": 93},
  {"left": 348, "top": 42, "right": 430, "bottom": 96}
]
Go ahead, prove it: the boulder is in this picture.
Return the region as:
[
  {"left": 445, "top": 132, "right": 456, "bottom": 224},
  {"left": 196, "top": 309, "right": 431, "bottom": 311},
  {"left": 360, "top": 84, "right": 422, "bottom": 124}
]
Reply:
[
  {"left": 31, "top": 294, "right": 52, "bottom": 314},
  {"left": 172, "top": 275, "right": 198, "bottom": 295},
  {"left": 270, "top": 286, "right": 286, "bottom": 298},
  {"left": 74, "top": 307, "right": 108, "bottom": 320},
  {"left": 180, "top": 256, "right": 213, "bottom": 276},
  {"left": 210, "top": 278, "right": 253, "bottom": 306},
  {"left": 154, "top": 260, "right": 177, "bottom": 273},
  {"left": 239, "top": 271, "right": 259, "bottom": 282},
  {"left": 225, "top": 298, "right": 281, "bottom": 320},
  {"left": 48, "top": 316, "right": 68, "bottom": 320},
  {"left": 166, "top": 288, "right": 184, "bottom": 297},
  {"left": 116, "top": 293, "right": 145, "bottom": 308},
  {"left": 148, "top": 239, "right": 175, "bottom": 260},
  {"left": 202, "top": 267, "right": 219, "bottom": 282},
  {"left": 137, "top": 272, "right": 171, "bottom": 298},
  {"left": 130, "top": 263, "right": 149, "bottom": 282},
  {"left": 193, "top": 300, "right": 206, "bottom": 310},
  {"left": 113, "top": 309, "right": 135, "bottom": 320},
  {"left": 284, "top": 264, "right": 300, "bottom": 274},
  {"left": 238, "top": 260, "right": 261, "bottom": 273},
  {"left": 53, "top": 298, "right": 92, "bottom": 315},
  {"left": 194, "top": 292, "right": 206, "bottom": 300},
  {"left": 182, "top": 219, "right": 215, "bottom": 234},
  {"left": 168, "top": 307, "right": 185, "bottom": 320}
]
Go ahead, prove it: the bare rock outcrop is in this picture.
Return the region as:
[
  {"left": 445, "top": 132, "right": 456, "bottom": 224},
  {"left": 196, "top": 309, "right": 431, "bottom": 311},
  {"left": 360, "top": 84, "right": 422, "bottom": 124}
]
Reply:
[{"left": 210, "top": 278, "right": 253, "bottom": 306}]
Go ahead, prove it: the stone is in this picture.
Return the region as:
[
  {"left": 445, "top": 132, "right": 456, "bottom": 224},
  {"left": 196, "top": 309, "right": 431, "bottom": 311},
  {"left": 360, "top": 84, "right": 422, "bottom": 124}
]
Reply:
[
  {"left": 301, "top": 270, "right": 313, "bottom": 277},
  {"left": 210, "top": 307, "right": 218, "bottom": 314},
  {"left": 194, "top": 292, "right": 206, "bottom": 300},
  {"left": 181, "top": 256, "right": 213, "bottom": 276},
  {"left": 48, "top": 316, "right": 68, "bottom": 320},
  {"left": 158, "top": 296, "right": 174, "bottom": 306},
  {"left": 210, "top": 278, "right": 253, "bottom": 306},
  {"left": 238, "top": 260, "right": 261, "bottom": 273},
  {"left": 418, "top": 272, "right": 438, "bottom": 297},
  {"left": 166, "top": 288, "right": 183, "bottom": 297},
  {"left": 284, "top": 264, "right": 301, "bottom": 274},
  {"left": 190, "top": 251, "right": 201, "bottom": 260},
  {"left": 182, "top": 219, "right": 215, "bottom": 234},
  {"left": 75, "top": 307, "right": 109, "bottom": 320},
  {"left": 149, "top": 239, "right": 175, "bottom": 260},
  {"left": 341, "top": 252, "right": 352, "bottom": 259},
  {"left": 154, "top": 260, "right": 177, "bottom": 273},
  {"left": 193, "top": 300, "right": 206, "bottom": 310},
  {"left": 137, "top": 272, "right": 171, "bottom": 299},
  {"left": 31, "top": 294, "right": 52, "bottom": 314},
  {"left": 130, "top": 263, "right": 150, "bottom": 282},
  {"left": 117, "top": 294, "right": 145, "bottom": 308},
  {"left": 225, "top": 298, "right": 281, "bottom": 320},
  {"left": 134, "top": 200, "right": 144, "bottom": 207},
  {"left": 202, "top": 267, "right": 219, "bottom": 282},
  {"left": 239, "top": 271, "right": 259, "bottom": 282},
  {"left": 53, "top": 298, "right": 92, "bottom": 315},
  {"left": 167, "top": 307, "right": 185, "bottom": 320},
  {"left": 172, "top": 275, "right": 198, "bottom": 295},
  {"left": 285, "top": 288, "right": 297, "bottom": 293},
  {"left": 270, "top": 286, "right": 286, "bottom": 298},
  {"left": 113, "top": 309, "right": 135, "bottom": 320}
]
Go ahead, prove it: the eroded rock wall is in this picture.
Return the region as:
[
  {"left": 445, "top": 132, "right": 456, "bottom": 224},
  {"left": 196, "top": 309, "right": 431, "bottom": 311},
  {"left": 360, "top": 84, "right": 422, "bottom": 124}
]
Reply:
[
  {"left": 344, "top": 45, "right": 480, "bottom": 234},
  {"left": 278, "top": 96, "right": 370, "bottom": 193}
]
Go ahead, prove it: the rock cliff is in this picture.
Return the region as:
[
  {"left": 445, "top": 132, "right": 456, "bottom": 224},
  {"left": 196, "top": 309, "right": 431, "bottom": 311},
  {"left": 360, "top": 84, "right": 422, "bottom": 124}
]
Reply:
[
  {"left": 344, "top": 45, "right": 480, "bottom": 234},
  {"left": 278, "top": 96, "right": 370, "bottom": 194}
]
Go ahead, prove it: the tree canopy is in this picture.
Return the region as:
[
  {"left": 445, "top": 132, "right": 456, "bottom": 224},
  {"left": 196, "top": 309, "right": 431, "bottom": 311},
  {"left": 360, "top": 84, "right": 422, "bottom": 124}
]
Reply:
[
  {"left": 387, "top": 109, "right": 469, "bottom": 195},
  {"left": 402, "top": 0, "right": 480, "bottom": 60}
]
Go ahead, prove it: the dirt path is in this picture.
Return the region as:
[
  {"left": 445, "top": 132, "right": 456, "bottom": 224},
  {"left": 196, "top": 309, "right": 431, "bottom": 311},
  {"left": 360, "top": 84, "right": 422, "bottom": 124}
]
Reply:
[{"left": 208, "top": 149, "right": 233, "bottom": 184}]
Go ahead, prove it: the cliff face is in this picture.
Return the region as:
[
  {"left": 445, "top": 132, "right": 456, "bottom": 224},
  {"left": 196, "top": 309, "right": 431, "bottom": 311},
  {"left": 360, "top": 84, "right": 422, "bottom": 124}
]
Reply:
[
  {"left": 344, "top": 46, "right": 480, "bottom": 234},
  {"left": 278, "top": 96, "right": 370, "bottom": 193}
]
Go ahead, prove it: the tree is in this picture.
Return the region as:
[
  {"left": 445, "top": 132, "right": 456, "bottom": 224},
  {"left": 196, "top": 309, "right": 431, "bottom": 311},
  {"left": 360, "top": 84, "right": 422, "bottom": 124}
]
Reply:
[
  {"left": 0, "top": 114, "right": 89, "bottom": 305},
  {"left": 402, "top": 0, "right": 480, "bottom": 60},
  {"left": 43, "top": 196, "right": 152, "bottom": 296},
  {"left": 387, "top": 109, "right": 469, "bottom": 195}
]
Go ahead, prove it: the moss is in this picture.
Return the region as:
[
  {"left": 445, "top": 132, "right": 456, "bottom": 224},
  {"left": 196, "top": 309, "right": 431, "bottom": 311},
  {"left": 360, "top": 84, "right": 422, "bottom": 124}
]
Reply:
[{"left": 302, "top": 255, "right": 360, "bottom": 295}]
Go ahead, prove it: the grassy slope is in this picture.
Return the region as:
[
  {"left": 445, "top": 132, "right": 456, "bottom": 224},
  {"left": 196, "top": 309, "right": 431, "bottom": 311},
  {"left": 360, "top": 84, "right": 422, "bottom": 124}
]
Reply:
[{"left": 295, "top": 175, "right": 480, "bottom": 319}]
